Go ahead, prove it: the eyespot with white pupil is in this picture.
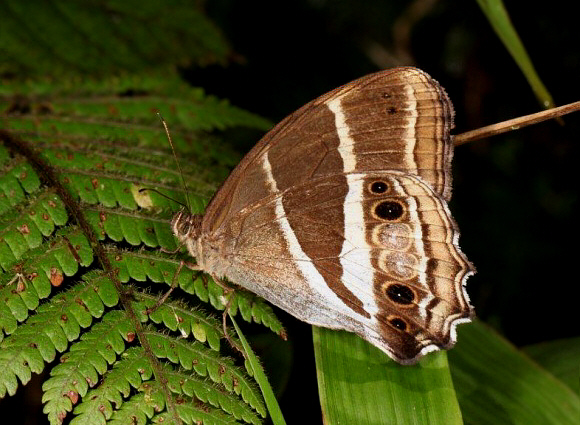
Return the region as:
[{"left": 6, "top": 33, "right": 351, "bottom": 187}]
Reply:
[
  {"left": 374, "top": 200, "right": 404, "bottom": 220},
  {"left": 385, "top": 283, "right": 415, "bottom": 305},
  {"left": 369, "top": 181, "right": 388, "bottom": 194},
  {"left": 388, "top": 316, "right": 408, "bottom": 331}
]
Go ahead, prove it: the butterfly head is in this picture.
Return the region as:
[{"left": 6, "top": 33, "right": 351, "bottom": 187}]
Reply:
[{"left": 171, "top": 208, "right": 203, "bottom": 247}]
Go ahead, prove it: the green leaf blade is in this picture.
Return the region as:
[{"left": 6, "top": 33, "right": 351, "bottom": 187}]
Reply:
[
  {"left": 449, "top": 320, "right": 580, "bottom": 425},
  {"left": 523, "top": 337, "right": 580, "bottom": 394},
  {"left": 314, "top": 327, "right": 463, "bottom": 425},
  {"left": 476, "top": 0, "right": 555, "bottom": 108}
]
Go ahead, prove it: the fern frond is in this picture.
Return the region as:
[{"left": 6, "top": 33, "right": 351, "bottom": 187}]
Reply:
[
  {"left": 165, "top": 369, "right": 264, "bottom": 425},
  {"left": 0, "top": 63, "right": 282, "bottom": 422},
  {"left": 0, "top": 0, "right": 230, "bottom": 78},
  {"left": 0, "top": 271, "right": 118, "bottom": 398},
  {"left": 112, "top": 387, "right": 241, "bottom": 425},
  {"left": 0, "top": 189, "right": 67, "bottom": 268},
  {"left": 58, "top": 337, "right": 264, "bottom": 425},
  {"left": 144, "top": 331, "right": 265, "bottom": 415},
  {"left": 0, "top": 227, "right": 93, "bottom": 337},
  {"left": 134, "top": 293, "right": 223, "bottom": 351},
  {"left": 109, "top": 248, "right": 285, "bottom": 337},
  {"left": 0, "top": 0, "right": 286, "bottom": 415},
  {"left": 42, "top": 310, "right": 134, "bottom": 423}
]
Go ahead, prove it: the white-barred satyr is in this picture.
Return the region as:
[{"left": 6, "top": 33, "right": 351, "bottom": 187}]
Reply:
[{"left": 172, "top": 67, "right": 474, "bottom": 364}]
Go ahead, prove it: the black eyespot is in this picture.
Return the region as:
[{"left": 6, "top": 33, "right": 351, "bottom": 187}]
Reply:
[
  {"left": 370, "top": 181, "right": 388, "bottom": 194},
  {"left": 389, "top": 317, "right": 407, "bottom": 331},
  {"left": 374, "top": 201, "right": 404, "bottom": 220},
  {"left": 386, "top": 283, "right": 415, "bottom": 305},
  {"left": 387, "top": 106, "right": 397, "bottom": 114},
  {"left": 382, "top": 92, "right": 392, "bottom": 99}
]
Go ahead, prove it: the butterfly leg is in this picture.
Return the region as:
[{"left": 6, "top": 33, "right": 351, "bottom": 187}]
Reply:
[
  {"left": 145, "top": 259, "right": 201, "bottom": 315},
  {"left": 211, "top": 275, "right": 245, "bottom": 356},
  {"left": 160, "top": 243, "right": 184, "bottom": 255}
]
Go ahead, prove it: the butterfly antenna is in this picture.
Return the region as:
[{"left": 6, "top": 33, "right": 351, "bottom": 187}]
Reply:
[
  {"left": 138, "top": 187, "right": 188, "bottom": 208},
  {"left": 158, "top": 112, "right": 191, "bottom": 212}
]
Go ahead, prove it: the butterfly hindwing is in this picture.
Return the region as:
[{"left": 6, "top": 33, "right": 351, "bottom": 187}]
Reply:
[{"left": 212, "top": 169, "right": 472, "bottom": 363}]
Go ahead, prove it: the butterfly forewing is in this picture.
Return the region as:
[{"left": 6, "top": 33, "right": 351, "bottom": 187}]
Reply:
[{"left": 203, "top": 67, "right": 454, "bottom": 234}]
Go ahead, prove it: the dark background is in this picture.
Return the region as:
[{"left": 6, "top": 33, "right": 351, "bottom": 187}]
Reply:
[
  {"left": 3, "top": 0, "right": 579, "bottom": 423},
  {"left": 202, "top": 0, "right": 580, "bottom": 343},
  {"left": 188, "top": 1, "right": 580, "bottom": 421}
]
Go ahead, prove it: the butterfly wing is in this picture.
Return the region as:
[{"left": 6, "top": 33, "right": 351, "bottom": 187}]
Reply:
[
  {"left": 210, "top": 169, "right": 473, "bottom": 363},
  {"left": 203, "top": 67, "right": 455, "bottom": 235},
  {"left": 199, "top": 67, "right": 473, "bottom": 363}
]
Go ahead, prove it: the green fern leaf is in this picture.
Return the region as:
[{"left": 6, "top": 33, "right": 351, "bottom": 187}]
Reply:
[
  {"left": 43, "top": 310, "right": 134, "bottom": 424},
  {"left": 0, "top": 272, "right": 119, "bottom": 398},
  {"left": 0, "top": 67, "right": 281, "bottom": 423},
  {"left": 0, "top": 2, "right": 285, "bottom": 420},
  {"left": 144, "top": 331, "right": 265, "bottom": 416},
  {"left": 134, "top": 293, "right": 223, "bottom": 351},
  {"left": 164, "top": 369, "right": 263, "bottom": 425},
  {"left": 0, "top": 0, "right": 231, "bottom": 78}
]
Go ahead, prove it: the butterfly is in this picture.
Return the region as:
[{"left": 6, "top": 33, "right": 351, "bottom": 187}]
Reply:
[{"left": 171, "top": 67, "right": 474, "bottom": 364}]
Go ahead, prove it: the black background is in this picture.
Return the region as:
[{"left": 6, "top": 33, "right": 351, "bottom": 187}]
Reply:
[{"left": 190, "top": 1, "right": 580, "bottom": 421}]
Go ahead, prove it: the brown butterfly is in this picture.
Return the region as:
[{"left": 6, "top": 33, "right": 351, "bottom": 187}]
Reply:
[{"left": 172, "top": 67, "right": 474, "bottom": 364}]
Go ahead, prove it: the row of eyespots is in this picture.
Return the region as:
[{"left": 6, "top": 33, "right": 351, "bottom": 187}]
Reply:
[{"left": 369, "top": 180, "right": 413, "bottom": 332}]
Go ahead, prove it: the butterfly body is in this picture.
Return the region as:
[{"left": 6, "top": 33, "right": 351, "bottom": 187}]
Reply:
[{"left": 172, "top": 67, "right": 474, "bottom": 364}]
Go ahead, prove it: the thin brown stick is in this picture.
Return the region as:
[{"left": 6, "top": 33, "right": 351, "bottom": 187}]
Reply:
[{"left": 454, "top": 100, "right": 580, "bottom": 146}]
